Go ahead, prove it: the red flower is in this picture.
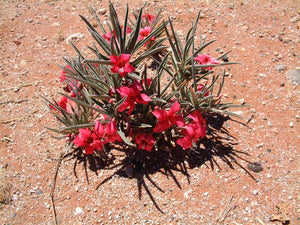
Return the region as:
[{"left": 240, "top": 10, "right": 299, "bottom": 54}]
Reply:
[
  {"left": 103, "top": 31, "right": 113, "bottom": 42},
  {"left": 194, "top": 54, "right": 219, "bottom": 70},
  {"left": 175, "top": 135, "right": 193, "bottom": 150},
  {"left": 94, "top": 120, "right": 122, "bottom": 144},
  {"left": 143, "top": 13, "right": 155, "bottom": 23},
  {"left": 50, "top": 96, "right": 75, "bottom": 114},
  {"left": 59, "top": 65, "right": 82, "bottom": 97},
  {"left": 73, "top": 128, "right": 103, "bottom": 155},
  {"left": 103, "top": 26, "right": 132, "bottom": 42},
  {"left": 110, "top": 54, "right": 135, "bottom": 77},
  {"left": 152, "top": 100, "right": 184, "bottom": 133},
  {"left": 198, "top": 84, "right": 209, "bottom": 97},
  {"left": 59, "top": 65, "right": 73, "bottom": 83},
  {"left": 176, "top": 110, "right": 206, "bottom": 150},
  {"left": 135, "top": 132, "right": 155, "bottom": 152},
  {"left": 116, "top": 80, "right": 151, "bottom": 115},
  {"left": 138, "top": 26, "right": 156, "bottom": 43}
]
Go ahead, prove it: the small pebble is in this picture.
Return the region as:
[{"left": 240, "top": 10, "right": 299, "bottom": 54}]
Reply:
[
  {"left": 275, "top": 64, "right": 287, "bottom": 73},
  {"left": 36, "top": 190, "right": 43, "bottom": 195},
  {"left": 289, "top": 122, "right": 294, "bottom": 128},
  {"left": 74, "top": 207, "right": 83, "bottom": 215},
  {"left": 252, "top": 190, "right": 259, "bottom": 195},
  {"left": 247, "top": 162, "right": 263, "bottom": 172},
  {"left": 98, "top": 8, "right": 107, "bottom": 15},
  {"left": 259, "top": 73, "right": 266, "bottom": 78}
]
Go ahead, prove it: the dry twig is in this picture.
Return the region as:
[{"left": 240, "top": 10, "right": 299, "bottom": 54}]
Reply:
[
  {"left": 216, "top": 195, "right": 237, "bottom": 223},
  {"left": 0, "top": 99, "right": 29, "bottom": 105},
  {"left": 50, "top": 143, "right": 73, "bottom": 225},
  {"left": 0, "top": 82, "right": 38, "bottom": 93}
]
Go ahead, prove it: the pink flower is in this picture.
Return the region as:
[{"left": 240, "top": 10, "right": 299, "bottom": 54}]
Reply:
[
  {"left": 116, "top": 80, "right": 151, "bottom": 115},
  {"left": 110, "top": 54, "right": 135, "bottom": 77},
  {"left": 138, "top": 26, "right": 156, "bottom": 43},
  {"left": 135, "top": 132, "right": 155, "bottom": 152},
  {"left": 176, "top": 111, "right": 206, "bottom": 150},
  {"left": 73, "top": 128, "right": 103, "bottom": 155},
  {"left": 143, "top": 13, "right": 155, "bottom": 23},
  {"left": 59, "top": 65, "right": 73, "bottom": 83},
  {"left": 94, "top": 120, "right": 122, "bottom": 144},
  {"left": 59, "top": 65, "right": 82, "bottom": 97},
  {"left": 194, "top": 54, "right": 219, "bottom": 70},
  {"left": 103, "top": 26, "right": 132, "bottom": 42},
  {"left": 152, "top": 100, "right": 185, "bottom": 133},
  {"left": 103, "top": 31, "right": 113, "bottom": 42},
  {"left": 198, "top": 84, "right": 209, "bottom": 97},
  {"left": 175, "top": 136, "right": 193, "bottom": 150},
  {"left": 50, "top": 96, "right": 75, "bottom": 114}
]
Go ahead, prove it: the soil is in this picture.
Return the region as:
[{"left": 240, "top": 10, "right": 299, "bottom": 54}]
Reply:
[{"left": 0, "top": 0, "right": 299, "bottom": 224}]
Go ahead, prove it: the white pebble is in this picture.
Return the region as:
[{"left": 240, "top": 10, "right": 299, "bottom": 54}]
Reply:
[
  {"left": 252, "top": 190, "right": 258, "bottom": 195},
  {"left": 74, "top": 207, "right": 83, "bottom": 215},
  {"left": 289, "top": 122, "right": 294, "bottom": 128}
]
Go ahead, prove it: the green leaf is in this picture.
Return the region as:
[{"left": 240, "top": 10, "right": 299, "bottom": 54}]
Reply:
[
  {"left": 164, "top": 20, "right": 181, "bottom": 62},
  {"left": 132, "top": 46, "right": 167, "bottom": 66},
  {"left": 113, "top": 96, "right": 127, "bottom": 112},
  {"left": 217, "top": 50, "right": 232, "bottom": 61},
  {"left": 90, "top": 95, "right": 112, "bottom": 101},
  {"left": 183, "top": 34, "right": 195, "bottom": 62},
  {"left": 125, "top": 7, "right": 143, "bottom": 54},
  {"left": 127, "top": 73, "right": 141, "bottom": 80},
  {"left": 189, "top": 39, "right": 216, "bottom": 62},
  {"left": 79, "top": 15, "right": 97, "bottom": 32},
  {"left": 64, "top": 73, "right": 109, "bottom": 94},
  {"left": 109, "top": 2, "right": 122, "bottom": 47},
  {"left": 60, "top": 93, "right": 112, "bottom": 116},
  {"left": 43, "top": 126, "right": 67, "bottom": 135},
  {"left": 117, "top": 128, "right": 134, "bottom": 146},
  {"left": 168, "top": 17, "right": 182, "bottom": 61},
  {"left": 149, "top": 97, "right": 167, "bottom": 104},
  {"left": 61, "top": 123, "right": 96, "bottom": 132},
  {"left": 156, "top": 51, "right": 171, "bottom": 97},
  {"left": 81, "top": 59, "right": 112, "bottom": 65},
  {"left": 122, "top": 4, "right": 129, "bottom": 53},
  {"left": 90, "top": 7, "right": 107, "bottom": 33},
  {"left": 89, "top": 29, "right": 111, "bottom": 55}
]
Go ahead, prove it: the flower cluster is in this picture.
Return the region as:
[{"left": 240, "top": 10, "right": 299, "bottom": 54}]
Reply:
[{"left": 45, "top": 2, "right": 242, "bottom": 157}]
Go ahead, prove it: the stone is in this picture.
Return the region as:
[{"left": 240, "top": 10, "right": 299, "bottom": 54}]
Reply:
[
  {"left": 275, "top": 64, "right": 286, "bottom": 73},
  {"left": 247, "top": 162, "right": 263, "bottom": 172},
  {"left": 74, "top": 207, "right": 83, "bottom": 215},
  {"left": 98, "top": 8, "right": 107, "bottom": 15},
  {"left": 290, "top": 15, "right": 300, "bottom": 23},
  {"left": 286, "top": 69, "right": 300, "bottom": 85},
  {"left": 66, "top": 33, "right": 84, "bottom": 44}
]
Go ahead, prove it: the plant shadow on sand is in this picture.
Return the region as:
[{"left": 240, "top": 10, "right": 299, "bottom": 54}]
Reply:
[{"left": 65, "top": 114, "right": 255, "bottom": 213}]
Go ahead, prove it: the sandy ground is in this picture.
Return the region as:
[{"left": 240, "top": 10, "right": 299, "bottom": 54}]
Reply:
[{"left": 0, "top": 0, "right": 299, "bottom": 224}]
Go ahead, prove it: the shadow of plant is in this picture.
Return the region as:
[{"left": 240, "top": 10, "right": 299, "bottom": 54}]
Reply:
[{"left": 66, "top": 114, "right": 254, "bottom": 213}]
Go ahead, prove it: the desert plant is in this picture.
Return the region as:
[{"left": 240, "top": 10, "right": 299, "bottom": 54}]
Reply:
[{"left": 44, "top": 2, "right": 244, "bottom": 164}]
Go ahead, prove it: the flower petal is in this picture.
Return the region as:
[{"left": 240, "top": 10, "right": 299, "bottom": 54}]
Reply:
[
  {"left": 124, "top": 63, "right": 135, "bottom": 73},
  {"left": 120, "top": 54, "right": 131, "bottom": 62},
  {"left": 110, "top": 55, "right": 119, "bottom": 64},
  {"left": 168, "top": 100, "right": 181, "bottom": 115}
]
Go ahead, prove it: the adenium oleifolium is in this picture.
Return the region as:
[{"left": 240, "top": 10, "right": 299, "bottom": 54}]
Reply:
[{"left": 46, "top": 3, "right": 240, "bottom": 156}]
